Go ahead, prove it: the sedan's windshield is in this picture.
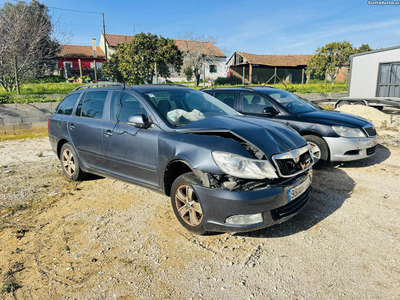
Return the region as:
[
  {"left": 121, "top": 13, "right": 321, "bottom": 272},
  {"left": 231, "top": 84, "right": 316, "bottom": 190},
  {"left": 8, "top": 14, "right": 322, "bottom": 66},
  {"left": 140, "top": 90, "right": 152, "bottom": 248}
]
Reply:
[
  {"left": 260, "top": 89, "right": 318, "bottom": 114},
  {"left": 144, "top": 89, "right": 239, "bottom": 126}
]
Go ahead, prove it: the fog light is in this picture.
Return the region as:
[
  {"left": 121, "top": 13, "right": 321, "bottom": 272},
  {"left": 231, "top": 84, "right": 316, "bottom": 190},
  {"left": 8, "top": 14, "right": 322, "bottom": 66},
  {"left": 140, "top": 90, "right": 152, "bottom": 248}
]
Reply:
[{"left": 225, "top": 213, "right": 263, "bottom": 225}]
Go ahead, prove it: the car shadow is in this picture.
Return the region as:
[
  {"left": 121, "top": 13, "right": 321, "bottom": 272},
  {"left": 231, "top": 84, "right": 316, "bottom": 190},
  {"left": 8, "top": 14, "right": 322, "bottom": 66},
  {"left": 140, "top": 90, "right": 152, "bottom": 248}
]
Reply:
[
  {"left": 330, "top": 144, "right": 391, "bottom": 169},
  {"left": 236, "top": 165, "right": 354, "bottom": 238},
  {"left": 236, "top": 144, "right": 390, "bottom": 238}
]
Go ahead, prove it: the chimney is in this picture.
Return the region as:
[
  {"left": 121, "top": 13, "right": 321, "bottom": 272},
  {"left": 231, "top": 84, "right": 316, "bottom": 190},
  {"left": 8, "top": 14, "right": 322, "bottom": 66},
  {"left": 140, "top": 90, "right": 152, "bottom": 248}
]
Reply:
[{"left": 92, "top": 37, "right": 97, "bottom": 58}]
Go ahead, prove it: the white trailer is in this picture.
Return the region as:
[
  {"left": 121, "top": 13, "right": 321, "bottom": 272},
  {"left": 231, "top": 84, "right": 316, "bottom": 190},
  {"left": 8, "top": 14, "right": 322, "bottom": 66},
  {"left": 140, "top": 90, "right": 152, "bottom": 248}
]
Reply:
[{"left": 335, "top": 45, "right": 400, "bottom": 109}]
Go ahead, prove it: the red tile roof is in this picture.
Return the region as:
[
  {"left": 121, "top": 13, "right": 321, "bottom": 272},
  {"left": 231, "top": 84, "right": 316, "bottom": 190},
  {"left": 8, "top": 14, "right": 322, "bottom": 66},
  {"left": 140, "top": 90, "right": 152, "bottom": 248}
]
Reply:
[
  {"left": 234, "top": 52, "right": 313, "bottom": 67},
  {"left": 104, "top": 34, "right": 226, "bottom": 58},
  {"left": 57, "top": 45, "right": 105, "bottom": 59}
]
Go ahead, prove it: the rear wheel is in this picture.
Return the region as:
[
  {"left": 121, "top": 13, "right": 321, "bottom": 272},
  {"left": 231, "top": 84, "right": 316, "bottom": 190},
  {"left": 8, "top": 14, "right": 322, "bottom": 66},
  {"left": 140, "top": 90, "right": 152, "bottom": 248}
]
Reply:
[
  {"left": 60, "top": 143, "right": 85, "bottom": 181},
  {"left": 171, "top": 172, "right": 207, "bottom": 235},
  {"left": 303, "top": 135, "right": 329, "bottom": 168}
]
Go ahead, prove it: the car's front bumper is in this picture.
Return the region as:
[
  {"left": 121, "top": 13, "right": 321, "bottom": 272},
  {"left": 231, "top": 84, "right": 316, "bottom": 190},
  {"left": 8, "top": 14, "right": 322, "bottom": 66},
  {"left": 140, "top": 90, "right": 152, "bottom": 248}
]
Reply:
[
  {"left": 323, "top": 136, "right": 378, "bottom": 162},
  {"left": 193, "top": 170, "right": 313, "bottom": 232}
]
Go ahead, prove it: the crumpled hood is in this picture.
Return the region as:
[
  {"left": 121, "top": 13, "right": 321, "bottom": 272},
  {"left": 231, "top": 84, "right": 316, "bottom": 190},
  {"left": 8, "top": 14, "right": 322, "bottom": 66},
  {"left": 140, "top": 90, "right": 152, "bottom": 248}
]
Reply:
[
  {"left": 301, "top": 110, "right": 371, "bottom": 127},
  {"left": 176, "top": 115, "right": 307, "bottom": 157}
]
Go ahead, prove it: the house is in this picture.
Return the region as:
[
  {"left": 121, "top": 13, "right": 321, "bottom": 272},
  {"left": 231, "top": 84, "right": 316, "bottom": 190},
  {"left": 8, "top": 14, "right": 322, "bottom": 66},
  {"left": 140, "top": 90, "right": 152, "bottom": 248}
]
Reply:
[
  {"left": 57, "top": 38, "right": 105, "bottom": 78},
  {"left": 99, "top": 33, "right": 226, "bottom": 81},
  {"left": 227, "top": 51, "right": 313, "bottom": 84},
  {"left": 348, "top": 45, "right": 400, "bottom": 98}
]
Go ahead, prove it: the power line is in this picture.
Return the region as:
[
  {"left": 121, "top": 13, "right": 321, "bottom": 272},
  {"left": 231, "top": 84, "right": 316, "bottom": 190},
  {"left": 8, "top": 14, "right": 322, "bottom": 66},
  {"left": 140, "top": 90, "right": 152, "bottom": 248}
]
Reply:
[{"left": 48, "top": 6, "right": 101, "bottom": 15}]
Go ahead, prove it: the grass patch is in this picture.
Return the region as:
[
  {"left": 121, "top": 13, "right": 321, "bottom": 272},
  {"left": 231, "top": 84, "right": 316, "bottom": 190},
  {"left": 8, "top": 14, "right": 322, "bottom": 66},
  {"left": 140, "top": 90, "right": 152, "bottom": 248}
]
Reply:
[
  {"left": 1, "top": 282, "right": 21, "bottom": 294},
  {"left": 0, "top": 130, "right": 48, "bottom": 141}
]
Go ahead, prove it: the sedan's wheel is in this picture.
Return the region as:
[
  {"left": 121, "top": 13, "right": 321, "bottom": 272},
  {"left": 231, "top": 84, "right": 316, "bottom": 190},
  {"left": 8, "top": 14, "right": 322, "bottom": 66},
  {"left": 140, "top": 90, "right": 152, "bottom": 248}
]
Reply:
[
  {"left": 171, "top": 172, "right": 207, "bottom": 235},
  {"left": 60, "top": 143, "right": 85, "bottom": 181},
  {"left": 303, "top": 135, "right": 329, "bottom": 168}
]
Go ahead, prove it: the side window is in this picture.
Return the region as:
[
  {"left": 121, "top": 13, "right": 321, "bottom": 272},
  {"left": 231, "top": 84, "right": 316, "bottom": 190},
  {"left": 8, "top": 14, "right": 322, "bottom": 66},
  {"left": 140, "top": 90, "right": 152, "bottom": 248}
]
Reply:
[
  {"left": 209, "top": 65, "right": 217, "bottom": 73},
  {"left": 56, "top": 93, "right": 80, "bottom": 115},
  {"left": 214, "top": 92, "right": 236, "bottom": 109},
  {"left": 240, "top": 92, "right": 276, "bottom": 114},
  {"left": 110, "top": 92, "right": 146, "bottom": 123},
  {"left": 75, "top": 91, "right": 107, "bottom": 119}
]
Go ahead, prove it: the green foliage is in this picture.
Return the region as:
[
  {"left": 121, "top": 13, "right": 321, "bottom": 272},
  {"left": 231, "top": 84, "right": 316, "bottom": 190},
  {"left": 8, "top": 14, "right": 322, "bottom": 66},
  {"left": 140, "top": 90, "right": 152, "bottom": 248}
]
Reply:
[
  {"left": 357, "top": 44, "right": 372, "bottom": 53},
  {"left": 307, "top": 41, "right": 355, "bottom": 85},
  {"left": 103, "top": 32, "right": 183, "bottom": 85},
  {"left": 183, "top": 66, "right": 193, "bottom": 81},
  {"left": 27, "top": 75, "right": 66, "bottom": 84},
  {"left": 213, "top": 75, "right": 242, "bottom": 85}
]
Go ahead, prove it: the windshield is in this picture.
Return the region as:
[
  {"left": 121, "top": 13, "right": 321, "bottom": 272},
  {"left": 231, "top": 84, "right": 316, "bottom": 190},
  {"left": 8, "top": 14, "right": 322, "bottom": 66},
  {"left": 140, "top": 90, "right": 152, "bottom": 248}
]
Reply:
[
  {"left": 260, "top": 89, "right": 318, "bottom": 114},
  {"left": 143, "top": 89, "right": 239, "bottom": 126}
]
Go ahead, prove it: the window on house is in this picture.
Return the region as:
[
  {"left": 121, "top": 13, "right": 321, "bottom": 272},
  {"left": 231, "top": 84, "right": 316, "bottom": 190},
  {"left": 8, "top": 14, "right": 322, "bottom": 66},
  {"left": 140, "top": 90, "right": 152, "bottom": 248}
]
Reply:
[
  {"left": 90, "top": 62, "right": 103, "bottom": 69},
  {"left": 63, "top": 61, "right": 73, "bottom": 69},
  {"left": 209, "top": 65, "right": 217, "bottom": 73},
  {"left": 377, "top": 62, "right": 400, "bottom": 97}
]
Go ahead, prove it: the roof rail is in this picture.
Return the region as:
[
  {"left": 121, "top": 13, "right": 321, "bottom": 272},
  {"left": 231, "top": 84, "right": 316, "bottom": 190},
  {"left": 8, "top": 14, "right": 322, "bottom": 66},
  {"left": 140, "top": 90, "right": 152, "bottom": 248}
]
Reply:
[
  {"left": 150, "top": 83, "right": 188, "bottom": 87},
  {"left": 73, "top": 82, "right": 126, "bottom": 91}
]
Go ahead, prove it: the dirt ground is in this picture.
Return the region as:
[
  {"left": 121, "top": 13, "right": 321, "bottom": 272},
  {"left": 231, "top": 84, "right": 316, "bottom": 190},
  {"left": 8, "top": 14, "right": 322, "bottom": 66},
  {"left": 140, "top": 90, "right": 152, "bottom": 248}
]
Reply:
[{"left": 1, "top": 109, "right": 400, "bottom": 300}]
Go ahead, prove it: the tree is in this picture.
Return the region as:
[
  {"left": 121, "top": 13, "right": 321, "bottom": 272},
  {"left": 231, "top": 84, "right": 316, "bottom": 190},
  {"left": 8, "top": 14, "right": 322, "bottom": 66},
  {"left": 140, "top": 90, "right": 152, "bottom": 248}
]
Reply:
[
  {"left": 307, "top": 41, "right": 356, "bottom": 85},
  {"left": 356, "top": 44, "right": 372, "bottom": 53},
  {"left": 102, "top": 32, "right": 183, "bottom": 85},
  {"left": 0, "top": 1, "right": 60, "bottom": 92},
  {"left": 178, "top": 32, "right": 220, "bottom": 86}
]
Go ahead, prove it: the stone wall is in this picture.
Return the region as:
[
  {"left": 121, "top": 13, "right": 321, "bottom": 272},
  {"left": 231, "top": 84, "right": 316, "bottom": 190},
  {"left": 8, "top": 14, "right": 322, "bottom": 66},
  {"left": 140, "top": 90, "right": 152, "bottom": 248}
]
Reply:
[{"left": 0, "top": 102, "right": 59, "bottom": 135}]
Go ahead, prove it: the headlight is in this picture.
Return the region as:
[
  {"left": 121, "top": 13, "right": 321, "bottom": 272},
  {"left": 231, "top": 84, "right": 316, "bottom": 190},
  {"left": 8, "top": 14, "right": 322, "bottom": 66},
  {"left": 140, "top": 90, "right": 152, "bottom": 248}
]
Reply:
[
  {"left": 332, "top": 126, "right": 366, "bottom": 138},
  {"left": 212, "top": 151, "right": 278, "bottom": 180}
]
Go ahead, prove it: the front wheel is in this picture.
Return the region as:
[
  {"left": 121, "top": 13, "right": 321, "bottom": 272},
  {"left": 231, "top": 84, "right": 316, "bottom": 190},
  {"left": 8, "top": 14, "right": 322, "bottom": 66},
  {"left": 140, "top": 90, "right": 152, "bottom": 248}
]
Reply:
[
  {"left": 170, "top": 172, "right": 207, "bottom": 235},
  {"left": 303, "top": 135, "right": 329, "bottom": 168},
  {"left": 60, "top": 143, "right": 85, "bottom": 181}
]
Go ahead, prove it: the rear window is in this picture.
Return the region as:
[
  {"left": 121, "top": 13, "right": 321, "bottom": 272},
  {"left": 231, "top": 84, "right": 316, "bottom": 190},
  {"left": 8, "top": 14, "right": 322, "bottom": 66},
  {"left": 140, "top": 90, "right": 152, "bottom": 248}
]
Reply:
[
  {"left": 55, "top": 93, "right": 80, "bottom": 115},
  {"left": 75, "top": 91, "right": 108, "bottom": 119}
]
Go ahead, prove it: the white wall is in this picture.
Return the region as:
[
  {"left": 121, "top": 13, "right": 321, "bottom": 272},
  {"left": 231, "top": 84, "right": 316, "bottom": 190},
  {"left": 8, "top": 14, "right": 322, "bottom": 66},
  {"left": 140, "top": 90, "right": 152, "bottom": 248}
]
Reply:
[{"left": 349, "top": 47, "right": 400, "bottom": 97}]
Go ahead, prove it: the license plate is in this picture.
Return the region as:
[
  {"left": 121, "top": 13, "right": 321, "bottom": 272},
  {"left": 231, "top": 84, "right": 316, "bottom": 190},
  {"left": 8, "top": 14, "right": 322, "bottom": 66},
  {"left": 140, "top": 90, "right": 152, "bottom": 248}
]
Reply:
[{"left": 288, "top": 175, "right": 311, "bottom": 202}]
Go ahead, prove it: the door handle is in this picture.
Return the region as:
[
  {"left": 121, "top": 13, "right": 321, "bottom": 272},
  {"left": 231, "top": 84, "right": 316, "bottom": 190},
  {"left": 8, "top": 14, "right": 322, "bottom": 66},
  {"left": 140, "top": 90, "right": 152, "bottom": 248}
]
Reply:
[
  {"left": 69, "top": 124, "right": 75, "bottom": 130},
  {"left": 104, "top": 130, "right": 113, "bottom": 137}
]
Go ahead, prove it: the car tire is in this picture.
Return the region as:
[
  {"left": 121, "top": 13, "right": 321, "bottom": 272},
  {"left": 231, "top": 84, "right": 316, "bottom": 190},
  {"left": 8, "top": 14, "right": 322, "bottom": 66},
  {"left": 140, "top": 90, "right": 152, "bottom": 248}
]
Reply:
[
  {"left": 60, "top": 143, "right": 85, "bottom": 181},
  {"left": 171, "top": 172, "right": 207, "bottom": 235},
  {"left": 303, "top": 135, "right": 329, "bottom": 168}
]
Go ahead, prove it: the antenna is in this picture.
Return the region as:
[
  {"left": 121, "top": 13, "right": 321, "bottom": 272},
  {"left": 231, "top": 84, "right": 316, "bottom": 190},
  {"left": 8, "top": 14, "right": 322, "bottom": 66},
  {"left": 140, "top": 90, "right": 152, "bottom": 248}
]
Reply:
[{"left": 132, "top": 23, "right": 140, "bottom": 35}]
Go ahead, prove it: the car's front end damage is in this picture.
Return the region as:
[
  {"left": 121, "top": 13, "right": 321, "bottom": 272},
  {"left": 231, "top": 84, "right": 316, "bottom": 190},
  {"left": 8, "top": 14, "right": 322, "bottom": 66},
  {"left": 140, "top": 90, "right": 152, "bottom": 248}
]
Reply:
[{"left": 169, "top": 115, "right": 314, "bottom": 232}]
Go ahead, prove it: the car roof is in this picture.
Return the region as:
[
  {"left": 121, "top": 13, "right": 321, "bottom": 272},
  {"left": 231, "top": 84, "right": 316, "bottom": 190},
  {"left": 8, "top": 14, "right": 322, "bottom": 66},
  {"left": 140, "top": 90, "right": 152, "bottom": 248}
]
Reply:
[{"left": 203, "top": 86, "right": 278, "bottom": 93}]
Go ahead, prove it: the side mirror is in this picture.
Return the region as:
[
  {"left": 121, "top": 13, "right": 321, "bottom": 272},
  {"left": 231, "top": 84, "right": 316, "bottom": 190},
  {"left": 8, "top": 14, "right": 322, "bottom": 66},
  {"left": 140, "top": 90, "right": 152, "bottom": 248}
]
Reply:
[
  {"left": 262, "top": 106, "right": 279, "bottom": 116},
  {"left": 127, "top": 114, "right": 151, "bottom": 128}
]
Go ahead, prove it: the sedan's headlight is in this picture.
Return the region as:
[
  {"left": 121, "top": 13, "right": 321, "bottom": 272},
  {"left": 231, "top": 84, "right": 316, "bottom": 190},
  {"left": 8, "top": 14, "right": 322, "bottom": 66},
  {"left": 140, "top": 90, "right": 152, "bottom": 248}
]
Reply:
[
  {"left": 212, "top": 151, "right": 278, "bottom": 180},
  {"left": 332, "top": 126, "right": 366, "bottom": 138}
]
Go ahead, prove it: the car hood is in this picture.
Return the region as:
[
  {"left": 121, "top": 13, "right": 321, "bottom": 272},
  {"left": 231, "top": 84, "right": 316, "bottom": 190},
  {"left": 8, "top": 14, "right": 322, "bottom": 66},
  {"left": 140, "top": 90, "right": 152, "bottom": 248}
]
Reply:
[
  {"left": 176, "top": 115, "right": 307, "bottom": 157},
  {"left": 300, "top": 110, "right": 371, "bottom": 127}
]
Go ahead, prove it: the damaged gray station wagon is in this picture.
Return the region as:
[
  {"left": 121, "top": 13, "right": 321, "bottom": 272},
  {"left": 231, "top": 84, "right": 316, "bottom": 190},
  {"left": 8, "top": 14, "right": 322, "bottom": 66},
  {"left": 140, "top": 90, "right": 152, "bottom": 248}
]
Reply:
[{"left": 49, "top": 83, "right": 313, "bottom": 234}]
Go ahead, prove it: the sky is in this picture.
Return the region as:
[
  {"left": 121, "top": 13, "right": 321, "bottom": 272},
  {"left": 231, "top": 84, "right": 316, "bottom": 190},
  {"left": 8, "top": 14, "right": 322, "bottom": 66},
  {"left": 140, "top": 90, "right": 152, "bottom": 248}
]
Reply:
[{"left": 4, "top": 0, "right": 400, "bottom": 58}]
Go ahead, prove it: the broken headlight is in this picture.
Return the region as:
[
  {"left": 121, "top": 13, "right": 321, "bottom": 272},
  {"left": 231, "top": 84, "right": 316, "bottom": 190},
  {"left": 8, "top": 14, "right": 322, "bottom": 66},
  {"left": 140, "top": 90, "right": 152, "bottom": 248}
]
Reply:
[
  {"left": 332, "top": 126, "right": 366, "bottom": 138},
  {"left": 212, "top": 151, "right": 278, "bottom": 180}
]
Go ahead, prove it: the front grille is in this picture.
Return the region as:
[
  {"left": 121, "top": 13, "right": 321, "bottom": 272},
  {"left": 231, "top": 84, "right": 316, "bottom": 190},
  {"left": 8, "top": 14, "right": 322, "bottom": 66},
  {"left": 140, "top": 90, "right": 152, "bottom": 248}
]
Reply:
[
  {"left": 271, "top": 188, "right": 310, "bottom": 221},
  {"left": 367, "top": 146, "right": 376, "bottom": 156},
  {"left": 363, "top": 125, "right": 377, "bottom": 137},
  {"left": 273, "top": 147, "right": 312, "bottom": 178}
]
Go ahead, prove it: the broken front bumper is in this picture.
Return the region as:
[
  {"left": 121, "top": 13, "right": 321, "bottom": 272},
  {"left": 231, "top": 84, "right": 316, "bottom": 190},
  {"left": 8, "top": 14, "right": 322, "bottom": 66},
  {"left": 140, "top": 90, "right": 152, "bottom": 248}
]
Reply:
[
  {"left": 193, "top": 170, "right": 313, "bottom": 232},
  {"left": 323, "top": 136, "right": 378, "bottom": 162}
]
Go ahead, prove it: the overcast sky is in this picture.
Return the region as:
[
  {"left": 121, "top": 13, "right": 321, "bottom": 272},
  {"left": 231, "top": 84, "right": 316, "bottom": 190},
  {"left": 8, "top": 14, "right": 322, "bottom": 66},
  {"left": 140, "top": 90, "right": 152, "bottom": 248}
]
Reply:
[{"left": 7, "top": 0, "right": 399, "bottom": 57}]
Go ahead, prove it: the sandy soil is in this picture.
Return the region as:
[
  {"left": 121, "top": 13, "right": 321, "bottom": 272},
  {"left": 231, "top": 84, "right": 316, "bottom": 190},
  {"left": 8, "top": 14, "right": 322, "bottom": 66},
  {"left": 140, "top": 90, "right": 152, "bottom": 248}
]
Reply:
[{"left": 0, "top": 108, "right": 400, "bottom": 300}]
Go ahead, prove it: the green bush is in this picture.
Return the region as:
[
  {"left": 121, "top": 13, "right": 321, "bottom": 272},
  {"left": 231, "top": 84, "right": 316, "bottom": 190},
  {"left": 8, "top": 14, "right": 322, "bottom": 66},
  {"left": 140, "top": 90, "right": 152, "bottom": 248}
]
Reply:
[{"left": 214, "top": 75, "right": 242, "bottom": 85}]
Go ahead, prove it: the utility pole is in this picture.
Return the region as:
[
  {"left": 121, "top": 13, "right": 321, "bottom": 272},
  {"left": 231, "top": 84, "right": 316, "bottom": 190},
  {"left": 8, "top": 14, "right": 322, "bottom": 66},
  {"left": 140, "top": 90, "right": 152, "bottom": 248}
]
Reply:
[
  {"left": 102, "top": 12, "right": 108, "bottom": 60},
  {"left": 14, "top": 56, "right": 20, "bottom": 95}
]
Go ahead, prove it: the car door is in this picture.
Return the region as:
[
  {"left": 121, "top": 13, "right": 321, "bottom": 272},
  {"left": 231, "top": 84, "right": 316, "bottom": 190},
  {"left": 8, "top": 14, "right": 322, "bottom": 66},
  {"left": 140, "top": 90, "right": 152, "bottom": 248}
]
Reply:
[
  {"left": 67, "top": 90, "right": 108, "bottom": 170},
  {"left": 102, "top": 91, "right": 160, "bottom": 188}
]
